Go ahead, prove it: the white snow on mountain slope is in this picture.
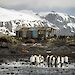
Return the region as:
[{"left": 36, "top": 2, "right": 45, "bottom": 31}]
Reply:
[
  {"left": 39, "top": 11, "right": 69, "bottom": 21},
  {"left": 19, "top": 10, "right": 36, "bottom": 15},
  {"left": 0, "top": 7, "right": 57, "bottom": 36},
  {"left": 0, "top": 7, "right": 41, "bottom": 21},
  {"left": 39, "top": 11, "right": 75, "bottom": 36},
  {"left": 67, "top": 23, "right": 75, "bottom": 33},
  {"left": 67, "top": 23, "right": 75, "bottom": 29},
  {"left": 0, "top": 27, "right": 16, "bottom": 36}
]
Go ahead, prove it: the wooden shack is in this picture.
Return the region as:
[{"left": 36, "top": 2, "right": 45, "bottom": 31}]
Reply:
[
  {"left": 16, "top": 27, "right": 29, "bottom": 38},
  {"left": 37, "top": 27, "right": 56, "bottom": 40}
]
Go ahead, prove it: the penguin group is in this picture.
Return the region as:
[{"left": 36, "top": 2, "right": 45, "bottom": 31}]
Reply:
[
  {"left": 30, "top": 55, "right": 44, "bottom": 66},
  {"left": 30, "top": 55, "right": 68, "bottom": 68},
  {"left": 46, "top": 55, "right": 68, "bottom": 68}
]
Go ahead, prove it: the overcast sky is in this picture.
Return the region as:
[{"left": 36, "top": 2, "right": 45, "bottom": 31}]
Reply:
[{"left": 0, "top": 0, "right": 75, "bottom": 16}]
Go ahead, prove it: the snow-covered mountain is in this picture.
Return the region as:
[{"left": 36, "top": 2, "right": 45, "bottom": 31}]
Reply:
[
  {"left": 0, "top": 7, "right": 75, "bottom": 36},
  {"left": 39, "top": 11, "right": 75, "bottom": 36},
  {"left": 0, "top": 7, "right": 56, "bottom": 36}
]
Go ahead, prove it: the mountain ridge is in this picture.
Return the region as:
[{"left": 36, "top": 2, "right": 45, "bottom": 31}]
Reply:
[
  {"left": 39, "top": 11, "right": 75, "bottom": 36},
  {"left": 0, "top": 7, "right": 75, "bottom": 36},
  {"left": 0, "top": 7, "right": 55, "bottom": 36}
]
